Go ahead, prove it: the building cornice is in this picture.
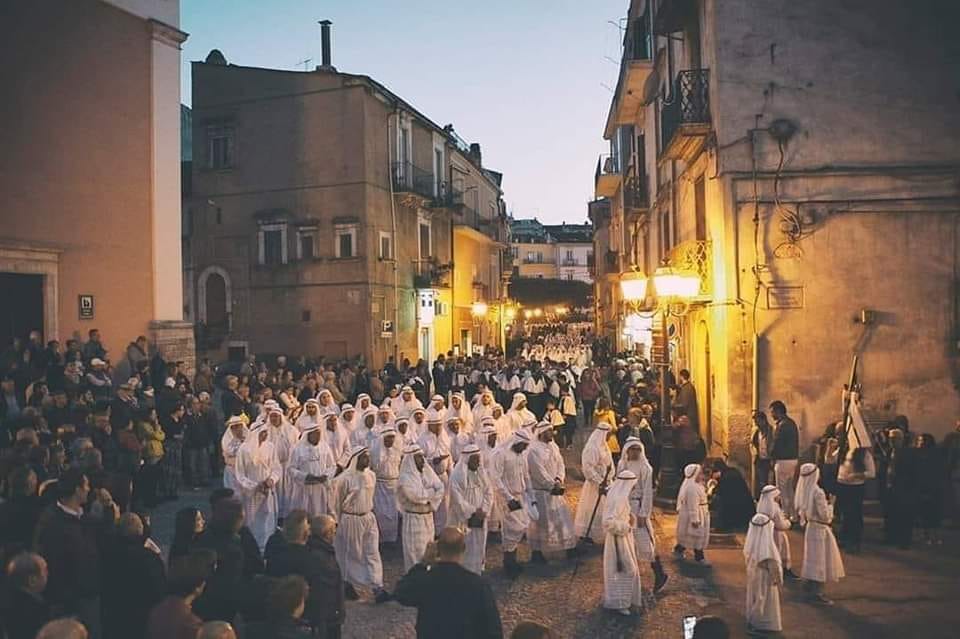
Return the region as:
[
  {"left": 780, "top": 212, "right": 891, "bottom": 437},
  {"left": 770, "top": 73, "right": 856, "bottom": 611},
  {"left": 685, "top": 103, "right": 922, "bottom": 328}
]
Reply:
[{"left": 149, "top": 18, "right": 188, "bottom": 49}]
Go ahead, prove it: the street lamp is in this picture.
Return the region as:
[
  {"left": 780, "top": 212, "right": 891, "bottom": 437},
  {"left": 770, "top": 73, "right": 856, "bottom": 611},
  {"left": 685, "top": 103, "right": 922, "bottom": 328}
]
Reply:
[
  {"left": 651, "top": 266, "right": 700, "bottom": 300},
  {"left": 533, "top": 308, "right": 543, "bottom": 318},
  {"left": 620, "top": 270, "right": 649, "bottom": 303},
  {"left": 471, "top": 302, "right": 488, "bottom": 351}
]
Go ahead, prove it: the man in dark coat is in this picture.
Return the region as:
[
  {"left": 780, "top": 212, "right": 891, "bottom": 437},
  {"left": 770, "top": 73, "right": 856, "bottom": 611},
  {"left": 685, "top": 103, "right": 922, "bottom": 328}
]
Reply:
[
  {"left": 101, "top": 513, "right": 166, "bottom": 639},
  {"left": 0, "top": 552, "right": 50, "bottom": 639},
  {"left": 673, "top": 369, "right": 699, "bottom": 433},
  {"left": 394, "top": 527, "right": 502, "bottom": 639}
]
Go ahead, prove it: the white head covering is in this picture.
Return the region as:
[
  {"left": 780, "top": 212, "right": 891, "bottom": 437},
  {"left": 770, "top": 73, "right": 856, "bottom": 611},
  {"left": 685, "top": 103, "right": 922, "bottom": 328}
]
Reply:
[
  {"left": 532, "top": 421, "right": 553, "bottom": 438},
  {"left": 398, "top": 442, "right": 442, "bottom": 505},
  {"left": 361, "top": 407, "right": 378, "bottom": 428},
  {"left": 743, "top": 513, "right": 782, "bottom": 569},
  {"left": 449, "top": 442, "right": 487, "bottom": 496},
  {"left": 341, "top": 445, "right": 369, "bottom": 473},
  {"left": 509, "top": 392, "right": 527, "bottom": 411},
  {"left": 356, "top": 393, "right": 372, "bottom": 410},
  {"left": 222, "top": 416, "right": 248, "bottom": 452},
  {"left": 677, "top": 463, "right": 703, "bottom": 506},
  {"left": 794, "top": 463, "right": 820, "bottom": 523},
  {"left": 242, "top": 423, "right": 276, "bottom": 464},
  {"left": 603, "top": 469, "right": 639, "bottom": 522},
  {"left": 617, "top": 436, "right": 652, "bottom": 478},
  {"left": 756, "top": 485, "right": 783, "bottom": 519}
]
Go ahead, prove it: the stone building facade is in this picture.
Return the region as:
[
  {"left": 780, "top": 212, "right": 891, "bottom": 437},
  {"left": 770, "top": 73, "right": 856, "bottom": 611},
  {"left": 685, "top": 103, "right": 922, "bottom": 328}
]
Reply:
[{"left": 597, "top": 0, "right": 960, "bottom": 463}]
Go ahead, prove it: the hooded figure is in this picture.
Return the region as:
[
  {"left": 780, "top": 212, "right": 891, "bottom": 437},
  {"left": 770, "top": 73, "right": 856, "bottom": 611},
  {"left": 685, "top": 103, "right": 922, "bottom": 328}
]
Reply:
[
  {"left": 757, "top": 485, "right": 793, "bottom": 576},
  {"left": 617, "top": 437, "right": 668, "bottom": 592},
  {"left": 478, "top": 420, "right": 504, "bottom": 533},
  {"left": 370, "top": 427, "right": 402, "bottom": 543},
  {"left": 339, "top": 404, "right": 359, "bottom": 433},
  {"left": 221, "top": 416, "right": 248, "bottom": 493},
  {"left": 418, "top": 417, "right": 453, "bottom": 530},
  {"left": 264, "top": 407, "right": 300, "bottom": 517},
  {"left": 350, "top": 407, "right": 379, "bottom": 451},
  {"left": 471, "top": 390, "right": 495, "bottom": 428},
  {"left": 317, "top": 389, "right": 340, "bottom": 415},
  {"left": 526, "top": 422, "right": 578, "bottom": 561},
  {"left": 446, "top": 392, "right": 474, "bottom": 434},
  {"left": 445, "top": 415, "right": 471, "bottom": 463},
  {"left": 575, "top": 422, "right": 615, "bottom": 543},
  {"left": 251, "top": 399, "right": 280, "bottom": 431},
  {"left": 294, "top": 398, "right": 322, "bottom": 433},
  {"left": 794, "top": 463, "right": 844, "bottom": 596},
  {"left": 409, "top": 408, "right": 427, "bottom": 441},
  {"left": 393, "top": 386, "right": 423, "bottom": 421},
  {"left": 287, "top": 425, "right": 337, "bottom": 516},
  {"left": 506, "top": 393, "right": 536, "bottom": 435},
  {"left": 447, "top": 443, "right": 495, "bottom": 574},
  {"left": 235, "top": 424, "right": 283, "bottom": 549},
  {"left": 374, "top": 405, "right": 396, "bottom": 437},
  {"left": 675, "top": 464, "right": 710, "bottom": 562},
  {"left": 602, "top": 469, "right": 643, "bottom": 615},
  {"left": 396, "top": 442, "right": 445, "bottom": 571},
  {"left": 743, "top": 513, "right": 783, "bottom": 632},
  {"left": 320, "top": 410, "right": 350, "bottom": 466},
  {"left": 490, "top": 429, "right": 535, "bottom": 578},
  {"left": 355, "top": 393, "right": 373, "bottom": 414},
  {"left": 491, "top": 403, "right": 512, "bottom": 443},
  {"left": 331, "top": 446, "right": 388, "bottom": 600}
]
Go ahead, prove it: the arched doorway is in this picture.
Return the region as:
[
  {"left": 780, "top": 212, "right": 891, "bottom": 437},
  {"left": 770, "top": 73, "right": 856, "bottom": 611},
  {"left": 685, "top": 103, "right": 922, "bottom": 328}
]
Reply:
[{"left": 206, "top": 274, "right": 227, "bottom": 330}]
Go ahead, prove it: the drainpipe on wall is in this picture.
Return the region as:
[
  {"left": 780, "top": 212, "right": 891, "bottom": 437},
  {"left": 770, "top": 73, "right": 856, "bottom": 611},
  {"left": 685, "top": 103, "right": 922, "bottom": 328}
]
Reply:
[{"left": 388, "top": 106, "right": 400, "bottom": 365}]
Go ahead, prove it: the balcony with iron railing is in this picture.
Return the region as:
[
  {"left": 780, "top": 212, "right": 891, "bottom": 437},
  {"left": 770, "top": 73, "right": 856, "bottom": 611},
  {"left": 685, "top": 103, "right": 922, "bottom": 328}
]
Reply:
[
  {"left": 595, "top": 153, "right": 621, "bottom": 198},
  {"left": 413, "top": 258, "right": 451, "bottom": 289},
  {"left": 665, "top": 239, "right": 712, "bottom": 299},
  {"left": 623, "top": 174, "right": 649, "bottom": 213},
  {"left": 391, "top": 161, "right": 436, "bottom": 200},
  {"left": 660, "top": 69, "right": 711, "bottom": 162}
]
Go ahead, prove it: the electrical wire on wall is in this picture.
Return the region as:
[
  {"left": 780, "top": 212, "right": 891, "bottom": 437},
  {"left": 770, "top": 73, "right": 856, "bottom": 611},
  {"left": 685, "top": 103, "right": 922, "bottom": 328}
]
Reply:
[{"left": 772, "top": 138, "right": 805, "bottom": 259}]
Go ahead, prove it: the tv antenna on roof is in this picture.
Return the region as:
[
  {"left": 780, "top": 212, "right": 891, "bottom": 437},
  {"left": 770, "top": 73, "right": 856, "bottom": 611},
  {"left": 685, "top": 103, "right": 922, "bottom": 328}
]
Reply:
[{"left": 296, "top": 57, "right": 313, "bottom": 71}]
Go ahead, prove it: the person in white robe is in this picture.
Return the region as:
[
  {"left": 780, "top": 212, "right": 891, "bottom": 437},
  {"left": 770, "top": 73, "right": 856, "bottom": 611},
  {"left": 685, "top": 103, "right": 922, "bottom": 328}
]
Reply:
[
  {"left": 369, "top": 427, "right": 402, "bottom": 543},
  {"left": 409, "top": 407, "right": 427, "bottom": 441},
  {"left": 321, "top": 410, "right": 350, "bottom": 467},
  {"left": 396, "top": 443, "right": 445, "bottom": 571},
  {"left": 526, "top": 422, "right": 578, "bottom": 562},
  {"left": 472, "top": 390, "right": 495, "bottom": 428},
  {"left": 757, "top": 485, "right": 795, "bottom": 578},
  {"left": 349, "top": 408, "right": 378, "bottom": 451},
  {"left": 317, "top": 389, "right": 339, "bottom": 415},
  {"left": 221, "top": 416, "right": 248, "bottom": 493},
  {"left": 506, "top": 393, "right": 536, "bottom": 434},
  {"left": 478, "top": 419, "right": 504, "bottom": 533},
  {"left": 374, "top": 405, "right": 395, "bottom": 437},
  {"left": 575, "top": 422, "right": 615, "bottom": 543},
  {"left": 674, "top": 463, "right": 710, "bottom": 563},
  {"left": 264, "top": 407, "right": 299, "bottom": 518},
  {"left": 444, "top": 416, "right": 470, "bottom": 463},
  {"left": 744, "top": 512, "right": 783, "bottom": 633},
  {"left": 490, "top": 429, "right": 534, "bottom": 578},
  {"left": 425, "top": 395, "right": 446, "bottom": 423},
  {"left": 418, "top": 417, "right": 453, "bottom": 530},
  {"left": 447, "top": 392, "right": 474, "bottom": 435},
  {"left": 287, "top": 425, "right": 337, "bottom": 516},
  {"left": 602, "top": 469, "right": 643, "bottom": 615},
  {"left": 617, "top": 438, "right": 668, "bottom": 592},
  {"left": 795, "top": 463, "right": 844, "bottom": 604},
  {"left": 339, "top": 404, "right": 359, "bottom": 433},
  {"left": 447, "top": 443, "right": 495, "bottom": 575},
  {"left": 394, "top": 416, "right": 417, "bottom": 448},
  {"left": 330, "top": 446, "right": 390, "bottom": 602},
  {"left": 355, "top": 393, "right": 373, "bottom": 414},
  {"left": 294, "top": 398, "right": 322, "bottom": 433},
  {"left": 491, "top": 403, "right": 512, "bottom": 442},
  {"left": 235, "top": 424, "right": 282, "bottom": 549},
  {"left": 393, "top": 386, "right": 423, "bottom": 421},
  {"left": 250, "top": 399, "right": 279, "bottom": 431}
]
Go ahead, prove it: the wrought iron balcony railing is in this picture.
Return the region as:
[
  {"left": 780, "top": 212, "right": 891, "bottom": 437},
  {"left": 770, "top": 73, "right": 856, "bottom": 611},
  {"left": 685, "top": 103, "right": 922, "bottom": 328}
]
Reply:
[
  {"left": 660, "top": 69, "right": 711, "bottom": 159},
  {"left": 665, "top": 239, "right": 712, "bottom": 299},
  {"left": 391, "top": 161, "right": 436, "bottom": 199},
  {"left": 623, "top": 174, "right": 649, "bottom": 211}
]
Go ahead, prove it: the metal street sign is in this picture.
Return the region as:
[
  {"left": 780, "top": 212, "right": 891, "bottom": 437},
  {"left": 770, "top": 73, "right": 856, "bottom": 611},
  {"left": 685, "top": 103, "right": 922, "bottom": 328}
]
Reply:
[
  {"left": 381, "top": 319, "right": 394, "bottom": 338},
  {"left": 79, "top": 294, "right": 94, "bottom": 320}
]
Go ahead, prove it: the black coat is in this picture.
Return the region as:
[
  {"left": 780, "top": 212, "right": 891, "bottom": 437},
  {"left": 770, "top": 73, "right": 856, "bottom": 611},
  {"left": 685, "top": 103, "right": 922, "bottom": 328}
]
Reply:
[
  {"left": 0, "top": 587, "right": 49, "bottom": 639},
  {"left": 0, "top": 495, "right": 44, "bottom": 562},
  {"left": 192, "top": 524, "right": 264, "bottom": 622},
  {"left": 243, "top": 617, "right": 313, "bottom": 639},
  {"left": 33, "top": 504, "right": 110, "bottom": 612},
  {"left": 101, "top": 537, "right": 166, "bottom": 639},
  {"left": 394, "top": 562, "right": 502, "bottom": 639},
  {"left": 268, "top": 538, "right": 345, "bottom": 628}
]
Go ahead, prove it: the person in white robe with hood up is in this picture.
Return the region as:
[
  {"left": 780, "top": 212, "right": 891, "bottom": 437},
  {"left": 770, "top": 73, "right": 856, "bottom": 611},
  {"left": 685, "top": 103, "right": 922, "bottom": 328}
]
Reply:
[
  {"left": 317, "top": 388, "right": 340, "bottom": 415},
  {"left": 264, "top": 407, "right": 299, "bottom": 518},
  {"left": 425, "top": 395, "right": 446, "bottom": 424},
  {"left": 491, "top": 403, "right": 511, "bottom": 442},
  {"left": 575, "top": 422, "right": 615, "bottom": 544},
  {"left": 478, "top": 419, "right": 504, "bottom": 534},
  {"left": 446, "top": 392, "right": 474, "bottom": 435},
  {"left": 506, "top": 393, "right": 536, "bottom": 435},
  {"left": 349, "top": 408, "right": 378, "bottom": 451},
  {"left": 743, "top": 512, "right": 783, "bottom": 634},
  {"left": 418, "top": 416, "right": 453, "bottom": 531},
  {"left": 490, "top": 429, "right": 535, "bottom": 579},
  {"left": 355, "top": 393, "right": 373, "bottom": 415},
  {"left": 602, "top": 469, "right": 643, "bottom": 616},
  {"left": 287, "top": 424, "right": 337, "bottom": 516},
  {"left": 394, "top": 416, "right": 417, "bottom": 448},
  {"left": 618, "top": 437, "right": 669, "bottom": 592},
  {"left": 471, "top": 391, "right": 496, "bottom": 431},
  {"left": 320, "top": 410, "right": 350, "bottom": 467},
  {"left": 409, "top": 408, "right": 427, "bottom": 441},
  {"left": 447, "top": 443, "right": 495, "bottom": 575},
  {"left": 393, "top": 386, "right": 423, "bottom": 421},
  {"left": 795, "top": 463, "right": 844, "bottom": 605},
  {"left": 674, "top": 463, "right": 710, "bottom": 564},
  {"left": 526, "top": 422, "right": 579, "bottom": 563},
  {"left": 396, "top": 442, "right": 445, "bottom": 571},
  {"left": 374, "top": 405, "right": 396, "bottom": 437},
  {"left": 339, "top": 403, "right": 359, "bottom": 433},
  {"left": 235, "top": 423, "right": 282, "bottom": 549},
  {"left": 370, "top": 427, "right": 402, "bottom": 543},
  {"left": 221, "top": 416, "right": 248, "bottom": 493},
  {"left": 757, "top": 485, "right": 795, "bottom": 579},
  {"left": 330, "top": 446, "right": 390, "bottom": 603},
  {"left": 445, "top": 415, "right": 471, "bottom": 463},
  {"left": 294, "top": 398, "right": 322, "bottom": 433}
]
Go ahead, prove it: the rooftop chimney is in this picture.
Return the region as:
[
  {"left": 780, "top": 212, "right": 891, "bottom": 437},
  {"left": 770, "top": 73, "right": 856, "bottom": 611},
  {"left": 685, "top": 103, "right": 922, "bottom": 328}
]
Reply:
[
  {"left": 469, "top": 143, "right": 482, "bottom": 165},
  {"left": 319, "top": 20, "right": 333, "bottom": 69}
]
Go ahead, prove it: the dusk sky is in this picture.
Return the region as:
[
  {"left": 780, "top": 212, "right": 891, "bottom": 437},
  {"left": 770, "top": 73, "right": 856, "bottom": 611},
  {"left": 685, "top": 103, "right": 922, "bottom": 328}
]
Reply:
[{"left": 180, "top": 0, "right": 627, "bottom": 224}]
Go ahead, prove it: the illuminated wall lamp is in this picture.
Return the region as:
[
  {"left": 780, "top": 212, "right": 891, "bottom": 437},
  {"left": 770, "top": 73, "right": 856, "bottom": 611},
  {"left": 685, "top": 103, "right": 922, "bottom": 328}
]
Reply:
[
  {"left": 651, "top": 266, "right": 700, "bottom": 300},
  {"left": 620, "top": 271, "right": 649, "bottom": 303}
]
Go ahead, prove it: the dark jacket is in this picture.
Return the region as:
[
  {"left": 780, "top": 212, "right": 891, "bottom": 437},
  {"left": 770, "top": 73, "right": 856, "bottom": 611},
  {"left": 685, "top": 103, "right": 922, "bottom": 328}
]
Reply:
[
  {"left": 771, "top": 416, "right": 799, "bottom": 460},
  {"left": 674, "top": 381, "right": 699, "bottom": 429},
  {"left": 192, "top": 524, "right": 264, "bottom": 622},
  {"left": 101, "top": 536, "right": 167, "bottom": 639},
  {"left": 0, "top": 587, "right": 50, "bottom": 639},
  {"left": 269, "top": 537, "right": 345, "bottom": 628},
  {"left": 243, "top": 617, "right": 313, "bottom": 639},
  {"left": 394, "top": 561, "right": 502, "bottom": 639},
  {"left": 146, "top": 595, "right": 202, "bottom": 639},
  {"left": 33, "top": 503, "right": 110, "bottom": 611},
  {"left": 0, "top": 495, "right": 44, "bottom": 562}
]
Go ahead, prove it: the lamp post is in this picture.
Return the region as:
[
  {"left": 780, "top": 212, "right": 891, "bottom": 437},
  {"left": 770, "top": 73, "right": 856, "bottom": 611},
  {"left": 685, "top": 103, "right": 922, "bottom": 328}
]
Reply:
[{"left": 471, "top": 301, "right": 488, "bottom": 353}]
